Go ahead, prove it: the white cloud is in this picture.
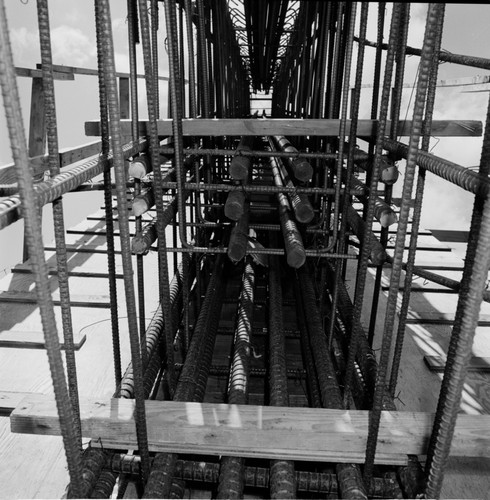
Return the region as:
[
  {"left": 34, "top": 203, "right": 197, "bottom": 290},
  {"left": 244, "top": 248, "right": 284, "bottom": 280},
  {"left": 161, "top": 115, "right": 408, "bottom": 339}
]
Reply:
[
  {"left": 9, "top": 26, "right": 40, "bottom": 66},
  {"left": 50, "top": 25, "right": 97, "bottom": 67}
]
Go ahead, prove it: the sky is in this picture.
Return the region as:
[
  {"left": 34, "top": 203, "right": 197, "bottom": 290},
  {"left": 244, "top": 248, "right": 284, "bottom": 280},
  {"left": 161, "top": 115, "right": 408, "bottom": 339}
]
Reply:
[{"left": 0, "top": 1, "right": 490, "bottom": 273}]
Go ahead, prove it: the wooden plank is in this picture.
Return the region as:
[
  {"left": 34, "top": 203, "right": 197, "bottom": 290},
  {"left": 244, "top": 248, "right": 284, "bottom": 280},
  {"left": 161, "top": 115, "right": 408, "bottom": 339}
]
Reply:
[
  {"left": 15, "top": 67, "right": 74, "bottom": 81},
  {"left": 44, "top": 244, "right": 122, "bottom": 255},
  {"left": 424, "top": 355, "right": 490, "bottom": 372},
  {"left": 12, "top": 262, "right": 124, "bottom": 279},
  {"left": 84, "top": 119, "right": 483, "bottom": 138},
  {"left": 405, "top": 311, "right": 490, "bottom": 326},
  {"left": 119, "top": 77, "right": 130, "bottom": 119},
  {"left": 0, "top": 291, "right": 110, "bottom": 308},
  {"left": 42, "top": 63, "right": 169, "bottom": 81},
  {"left": 429, "top": 229, "right": 469, "bottom": 243},
  {"left": 0, "top": 391, "right": 35, "bottom": 416},
  {"left": 0, "top": 142, "right": 102, "bottom": 185},
  {"left": 10, "top": 396, "right": 490, "bottom": 465},
  {"left": 0, "top": 330, "right": 86, "bottom": 351},
  {"left": 66, "top": 229, "right": 136, "bottom": 237}
]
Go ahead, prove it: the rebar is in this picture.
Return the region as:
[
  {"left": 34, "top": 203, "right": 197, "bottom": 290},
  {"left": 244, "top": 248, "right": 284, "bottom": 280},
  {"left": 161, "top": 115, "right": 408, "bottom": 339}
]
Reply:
[{"left": 0, "top": 0, "right": 84, "bottom": 494}]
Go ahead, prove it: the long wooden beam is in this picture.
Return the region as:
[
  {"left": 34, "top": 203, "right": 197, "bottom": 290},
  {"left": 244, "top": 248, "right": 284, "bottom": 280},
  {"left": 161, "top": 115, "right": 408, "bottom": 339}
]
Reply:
[
  {"left": 84, "top": 119, "right": 482, "bottom": 138},
  {"left": 10, "top": 396, "right": 490, "bottom": 465}
]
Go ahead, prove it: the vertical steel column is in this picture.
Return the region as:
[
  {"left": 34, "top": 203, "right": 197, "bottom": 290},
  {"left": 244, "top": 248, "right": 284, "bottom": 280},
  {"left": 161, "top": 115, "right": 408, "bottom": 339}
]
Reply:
[{"left": 0, "top": 1, "right": 84, "bottom": 495}]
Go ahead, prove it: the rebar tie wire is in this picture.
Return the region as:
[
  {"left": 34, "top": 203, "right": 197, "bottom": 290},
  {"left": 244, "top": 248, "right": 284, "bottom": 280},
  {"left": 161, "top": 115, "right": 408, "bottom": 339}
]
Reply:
[
  {"left": 36, "top": 0, "right": 82, "bottom": 450},
  {"left": 95, "top": 0, "right": 151, "bottom": 483},
  {"left": 363, "top": 3, "right": 442, "bottom": 484},
  {"left": 137, "top": 0, "right": 176, "bottom": 394},
  {"left": 0, "top": 0, "right": 85, "bottom": 496},
  {"left": 343, "top": 3, "right": 402, "bottom": 411},
  {"left": 389, "top": 4, "right": 445, "bottom": 398}
]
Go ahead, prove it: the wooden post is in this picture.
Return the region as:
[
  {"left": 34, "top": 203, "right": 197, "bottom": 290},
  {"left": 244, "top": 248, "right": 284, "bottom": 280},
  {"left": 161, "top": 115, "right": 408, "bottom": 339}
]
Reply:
[{"left": 23, "top": 77, "right": 46, "bottom": 262}]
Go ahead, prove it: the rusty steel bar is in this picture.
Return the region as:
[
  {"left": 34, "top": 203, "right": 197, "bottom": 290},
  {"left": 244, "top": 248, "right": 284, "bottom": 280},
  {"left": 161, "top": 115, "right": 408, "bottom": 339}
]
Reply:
[{"left": 217, "top": 261, "right": 255, "bottom": 499}]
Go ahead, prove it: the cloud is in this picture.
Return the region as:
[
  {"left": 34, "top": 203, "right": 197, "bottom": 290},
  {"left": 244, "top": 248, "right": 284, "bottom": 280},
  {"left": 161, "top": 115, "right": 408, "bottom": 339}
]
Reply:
[
  {"left": 50, "top": 25, "right": 97, "bottom": 67},
  {"left": 9, "top": 26, "right": 40, "bottom": 66}
]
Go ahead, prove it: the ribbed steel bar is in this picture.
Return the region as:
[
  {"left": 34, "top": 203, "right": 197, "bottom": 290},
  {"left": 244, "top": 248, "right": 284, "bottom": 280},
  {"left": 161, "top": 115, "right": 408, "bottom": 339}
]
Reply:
[
  {"left": 159, "top": 146, "right": 368, "bottom": 161},
  {"left": 88, "top": 264, "right": 188, "bottom": 499},
  {"left": 346, "top": 205, "right": 386, "bottom": 266},
  {"left": 361, "top": 35, "right": 490, "bottom": 71},
  {"left": 138, "top": 0, "right": 176, "bottom": 393},
  {"left": 363, "top": 4, "right": 443, "bottom": 483},
  {"left": 95, "top": 0, "right": 150, "bottom": 482},
  {"left": 150, "top": 0, "right": 159, "bottom": 117},
  {"left": 36, "top": 0, "right": 82, "bottom": 450},
  {"left": 328, "top": 2, "right": 368, "bottom": 350},
  {"left": 382, "top": 138, "right": 490, "bottom": 196},
  {"left": 268, "top": 256, "right": 296, "bottom": 498},
  {"left": 271, "top": 143, "right": 314, "bottom": 224},
  {"left": 228, "top": 202, "right": 250, "bottom": 263},
  {"left": 0, "top": 139, "right": 146, "bottom": 231},
  {"left": 108, "top": 455, "right": 403, "bottom": 496},
  {"left": 425, "top": 111, "right": 490, "bottom": 495},
  {"left": 96, "top": 0, "right": 122, "bottom": 390},
  {"left": 389, "top": 4, "right": 445, "bottom": 397},
  {"left": 0, "top": 1, "right": 84, "bottom": 495},
  {"left": 269, "top": 151, "right": 306, "bottom": 268},
  {"left": 294, "top": 278, "right": 322, "bottom": 408},
  {"left": 343, "top": 2, "right": 402, "bottom": 408},
  {"left": 161, "top": 180, "right": 365, "bottom": 197},
  {"left": 143, "top": 256, "right": 227, "bottom": 498},
  {"left": 217, "top": 261, "right": 255, "bottom": 499},
  {"left": 297, "top": 266, "right": 367, "bottom": 498}
]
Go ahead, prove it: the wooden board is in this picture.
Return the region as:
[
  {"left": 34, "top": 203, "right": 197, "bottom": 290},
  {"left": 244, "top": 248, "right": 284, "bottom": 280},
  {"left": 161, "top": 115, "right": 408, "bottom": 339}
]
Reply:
[
  {"left": 424, "top": 355, "right": 490, "bottom": 372},
  {"left": 0, "top": 391, "right": 35, "bottom": 416},
  {"left": 85, "top": 119, "right": 483, "bottom": 138},
  {"left": 405, "top": 311, "right": 490, "bottom": 326},
  {"left": 12, "top": 262, "right": 124, "bottom": 279},
  {"left": 10, "top": 396, "right": 490, "bottom": 465},
  {"left": 0, "top": 290, "right": 110, "bottom": 308},
  {"left": 0, "top": 330, "right": 86, "bottom": 351}
]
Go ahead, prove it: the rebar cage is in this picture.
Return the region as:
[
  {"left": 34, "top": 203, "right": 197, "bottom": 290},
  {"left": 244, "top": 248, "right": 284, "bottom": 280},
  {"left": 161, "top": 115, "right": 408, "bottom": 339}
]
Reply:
[{"left": 0, "top": 1, "right": 490, "bottom": 498}]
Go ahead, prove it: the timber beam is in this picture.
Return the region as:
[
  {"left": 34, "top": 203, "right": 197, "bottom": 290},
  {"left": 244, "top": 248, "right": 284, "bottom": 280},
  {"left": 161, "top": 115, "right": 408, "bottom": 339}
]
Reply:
[
  {"left": 10, "top": 396, "right": 490, "bottom": 465},
  {"left": 84, "top": 118, "right": 483, "bottom": 138}
]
